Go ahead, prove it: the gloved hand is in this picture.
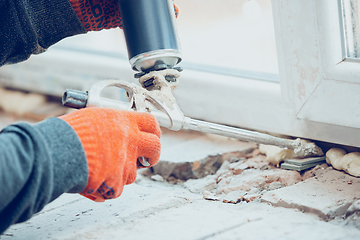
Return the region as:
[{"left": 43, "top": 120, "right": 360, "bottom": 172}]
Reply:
[
  {"left": 60, "top": 108, "right": 161, "bottom": 202},
  {"left": 69, "top": 0, "right": 179, "bottom": 31}
]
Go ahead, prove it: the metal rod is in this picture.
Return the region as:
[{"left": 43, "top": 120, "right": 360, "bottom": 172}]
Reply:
[
  {"left": 185, "top": 118, "right": 324, "bottom": 157},
  {"left": 187, "top": 118, "right": 296, "bottom": 149}
]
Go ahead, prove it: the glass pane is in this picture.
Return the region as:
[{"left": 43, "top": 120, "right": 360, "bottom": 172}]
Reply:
[
  {"left": 341, "top": 0, "right": 360, "bottom": 59},
  {"left": 176, "top": 0, "right": 279, "bottom": 81}
]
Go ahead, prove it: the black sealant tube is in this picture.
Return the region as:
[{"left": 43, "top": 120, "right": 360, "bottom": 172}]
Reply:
[{"left": 118, "top": 0, "right": 181, "bottom": 71}]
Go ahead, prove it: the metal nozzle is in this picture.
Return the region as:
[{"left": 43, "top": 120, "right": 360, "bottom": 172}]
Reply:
[
  {"left": 62, "top": 90, "right": 88, "bottom": 109},
  {"left": 138, "top": 157, "right": 150, "bottom": 167}
]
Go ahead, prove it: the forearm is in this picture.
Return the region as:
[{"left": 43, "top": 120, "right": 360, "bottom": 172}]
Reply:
[
  {"left": 0, "top": 118, "right": 88, "bottom": 234},
  {"left": 0, "top": 0, "right": 86, "bottom": 66}
]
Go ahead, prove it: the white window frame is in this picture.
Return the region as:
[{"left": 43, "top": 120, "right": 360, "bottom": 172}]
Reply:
[{"left": 174, "top": 0, "right": 360, "bottom": 148}]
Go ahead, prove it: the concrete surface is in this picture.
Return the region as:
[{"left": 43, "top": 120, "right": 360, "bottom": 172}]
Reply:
[
  {"left": 2, "top": 176, "right": 360, "bottom": 240},
  {"left": 2, "top": 128, "right": 360, "bottom": 240}
]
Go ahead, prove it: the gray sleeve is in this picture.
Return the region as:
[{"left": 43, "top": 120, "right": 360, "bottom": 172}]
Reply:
[
  {"left": 0, "top": 118, "right": 88, "bottom": 234},
  {"left": 0, "top": 0, "right": 86, "bottom": 66}
]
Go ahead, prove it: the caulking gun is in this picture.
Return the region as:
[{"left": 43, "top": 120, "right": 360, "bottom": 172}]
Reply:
[
  {"left": 62, "top": 0, "right": 323, "bottom": 166},
  {"left": 62, "top": 75, "right": 324, "bottom": 165}
]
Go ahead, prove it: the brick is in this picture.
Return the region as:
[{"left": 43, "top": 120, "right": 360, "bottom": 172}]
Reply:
[
  {"left": 261, "top": 169, "right": 360, "bottom": 220},
  {"left": 216, "top": 168, "right": 302, "bottom": 194}
]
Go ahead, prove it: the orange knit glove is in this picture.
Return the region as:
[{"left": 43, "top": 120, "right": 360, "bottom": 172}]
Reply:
[
  {"left": 59, "top": 108, "right": 161, "bottom": 202},
  {"left": 69, "top": 0, "right": 179, "bottom": 31}
]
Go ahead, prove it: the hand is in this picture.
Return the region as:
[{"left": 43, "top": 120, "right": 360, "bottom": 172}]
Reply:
[
  {"left": 60, "top": 108, "right": 161, "bottom": 202},
  {"left": 69, "top": 0, "right": 179, "bottom": 31}
]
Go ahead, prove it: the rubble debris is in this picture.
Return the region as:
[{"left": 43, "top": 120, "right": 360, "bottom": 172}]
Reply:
[
  {"left": 152, "top": 149, "right": 254, "bottom": 181},
  {"left": 183, "top": 175, "right": 217, "bottom": 193},
  {"left": 268, "top": 181, "right": 283, "bottom": 191},
  {"left": 251, "top": 148, "right": 261, "bottom": 158},
  {"left": 203, "top": 191, "right": 220, "bottom": 201},
  {"left": 345, "top": 200, "right": 360, "bottom": 218},
  {"left": 222, "top": 190, "right": 245, "bottom": 204},
  {"left": 166, "top": 176, "right": 185, "bottom": 185},
  {"left": 180, "top": 148, "right": 305, "bottom": 205},
  {"left": 215, "top": 160, "right": 231, "bottom": 176},
  {"left": 215, "top": 155, "right": 273, "bottom": 184},
  {"left": 326, "top": 148, "right": 360, "bottom": 177},
  {"left": 229, "top": 154, "right": 270, "bottom": 170},
  {"left": 301, "top": 163, "right": 329, "bottom": 181},
  {"left": 247, "top": 187, "right": 261, "bottom": 195},
  {"left": 135, "top": 128, "right": 360, "bottom": 232},
  {"left": 243, "top": 194, "right": 261, "bottom": 203},
  {"left": 203, "top": 190, "right": 246, "bottom": 204},
  {"left": 344, "top": 211, "right": 360, "bottom": 229},
  {"left": 344, "top": 200, "right": 360, "bottom": 229},
  {"left": 151, "top": 174, "right": 165, "bottom": 182},
  {"left": 216, "top": 168, "right": 302, "bottom": 194}
]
